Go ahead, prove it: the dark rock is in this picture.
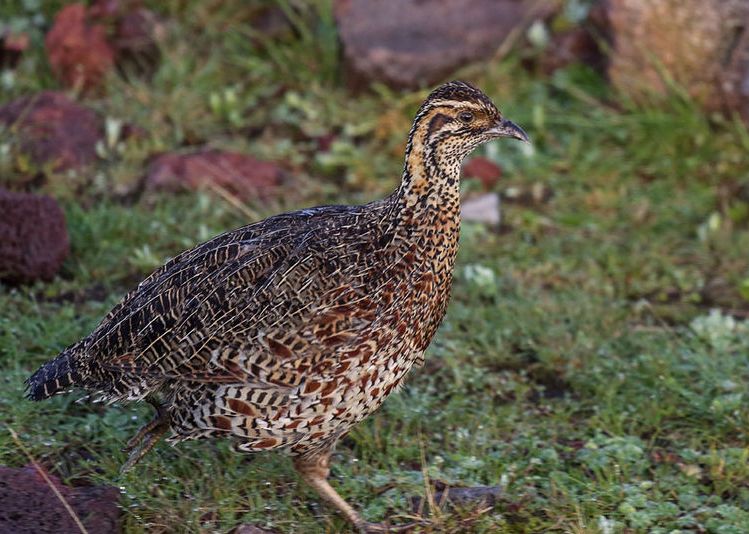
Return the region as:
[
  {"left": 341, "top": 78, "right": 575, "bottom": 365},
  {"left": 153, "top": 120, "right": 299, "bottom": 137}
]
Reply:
[
  {"left": 0, "top": 465, "right": 120, "bottom": 533},
  {"left": 606, "top": 0, "right": 749, "bottom": 121},
  {"left": 0, "top": 91, "right": 103, "bottom": 173},
  {"left": 334, "top": 0, "right": 555, "bottom": 89},
  {"left": 0, "top": 189, "right": 70, "bottom": 283},
  {"left": 45, "top": 3, "right": 115, "bottom": 93},
  {"left": 463, "top": 156, "right": 502, "bottom": 189},
  {"left": 144, "top": 149, "right": 286, "bottom": 200}
]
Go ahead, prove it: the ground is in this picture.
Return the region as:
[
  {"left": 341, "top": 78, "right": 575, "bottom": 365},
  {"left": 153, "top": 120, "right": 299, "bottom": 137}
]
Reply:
[{"left": 2, "top": 1, "right": 749, "bottom": 533}]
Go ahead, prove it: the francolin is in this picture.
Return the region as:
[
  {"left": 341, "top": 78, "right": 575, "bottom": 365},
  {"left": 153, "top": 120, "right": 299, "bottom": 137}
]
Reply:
[{"left": 27, "top": 81, "right": 528, "bottom": 533}]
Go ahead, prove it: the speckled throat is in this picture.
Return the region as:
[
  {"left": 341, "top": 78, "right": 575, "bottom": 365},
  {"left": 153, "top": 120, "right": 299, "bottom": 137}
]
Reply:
[{"left": 380, "top": 104, "right": 467, "bottom": 361}]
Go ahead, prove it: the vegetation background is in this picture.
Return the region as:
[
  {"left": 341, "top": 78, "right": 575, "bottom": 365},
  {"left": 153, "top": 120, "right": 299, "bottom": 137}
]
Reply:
[{"left": 1, "top": 0, "right": 749, "bottom": 532}]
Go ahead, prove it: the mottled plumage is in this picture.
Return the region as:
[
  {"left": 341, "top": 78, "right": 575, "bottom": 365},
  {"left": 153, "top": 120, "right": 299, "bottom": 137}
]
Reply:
[{"left": 26, "top": 81, "right": 528, "bottom": 533}]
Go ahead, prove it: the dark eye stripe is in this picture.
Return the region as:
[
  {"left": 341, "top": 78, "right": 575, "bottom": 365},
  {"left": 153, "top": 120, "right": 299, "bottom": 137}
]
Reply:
[{"left": 427, "top": 113, "right": 453, "bottom": 138}]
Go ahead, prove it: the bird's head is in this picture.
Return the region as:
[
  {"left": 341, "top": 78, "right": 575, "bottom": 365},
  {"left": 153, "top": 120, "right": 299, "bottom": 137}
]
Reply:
[{"left": 409, "top": 80, "right": 529, "bottom": 165}]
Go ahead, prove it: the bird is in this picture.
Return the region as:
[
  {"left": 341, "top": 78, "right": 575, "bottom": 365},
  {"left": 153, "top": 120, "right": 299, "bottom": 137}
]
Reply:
[{"left": 26, "top": 80, "right": 528, "bottom": 533}]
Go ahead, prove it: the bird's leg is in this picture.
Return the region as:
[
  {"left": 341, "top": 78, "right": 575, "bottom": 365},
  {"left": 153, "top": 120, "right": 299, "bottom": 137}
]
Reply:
[
  {"left": 121, "top": 397, "right": 170, "bottom": 473},
  {"left": 294, "top": 449, "right": 418, "bottom": 534}
]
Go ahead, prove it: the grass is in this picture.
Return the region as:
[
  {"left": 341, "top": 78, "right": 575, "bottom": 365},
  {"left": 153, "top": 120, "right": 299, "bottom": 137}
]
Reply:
[{"left": 2, "top": 1, "right": 749, "bottom": 532}]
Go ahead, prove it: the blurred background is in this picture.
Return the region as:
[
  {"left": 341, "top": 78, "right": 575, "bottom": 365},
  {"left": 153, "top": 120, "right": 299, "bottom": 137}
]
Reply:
[{"left": 2, "top": 0, "right": 749, "bottom": 532}]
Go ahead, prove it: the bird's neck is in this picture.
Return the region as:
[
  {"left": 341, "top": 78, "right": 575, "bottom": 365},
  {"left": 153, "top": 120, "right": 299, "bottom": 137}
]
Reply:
[
  {"left": 383, "top": 120, "right": 463, "bottom": 354},
  {"left": 391, "top": 128, "right": 462, "bottom": 230}
]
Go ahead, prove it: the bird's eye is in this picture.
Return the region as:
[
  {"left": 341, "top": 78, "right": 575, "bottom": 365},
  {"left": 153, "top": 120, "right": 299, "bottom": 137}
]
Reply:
[{"left": 458, "top": 111, "right": 474, "bottom": 124}]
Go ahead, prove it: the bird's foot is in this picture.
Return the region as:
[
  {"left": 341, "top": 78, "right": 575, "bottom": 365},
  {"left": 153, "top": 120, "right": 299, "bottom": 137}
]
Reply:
[
  {"left": 121, "top": 401, "right": 170, "bottom": 473},
  {"left": 123, "top": 416, "right": 163, "bottom": 453},
  {"left": 121, "top": 421, "right": 169, "bottom": 473}
]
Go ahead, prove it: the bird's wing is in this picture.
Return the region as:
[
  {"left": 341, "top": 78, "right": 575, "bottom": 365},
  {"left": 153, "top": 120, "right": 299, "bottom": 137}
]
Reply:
[{"left": 85, "top": 204, "right": 396, "bottom": 394}]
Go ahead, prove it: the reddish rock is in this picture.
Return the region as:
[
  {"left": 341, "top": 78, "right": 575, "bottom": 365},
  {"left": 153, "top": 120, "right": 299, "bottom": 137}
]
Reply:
[
  {"left": 0, "top": 465, "right": 120, "bottom": 533},
  {"left": 0, "top": 91, "right": 103, "bottom": 172},
  {"left": 463, "top": 157, "right": 502, "bottom": 189},
  {"left": 0, "top": 189, "right": 70, "bottom": 283},
  {"left": 144, "top": 150, "right": 286, "bottom": 200},
  {"left": 606, "top": 0, "right": 749, "bottom": 120},
  {"left": 334, "top": 0, "right": 554, "bottom": 89},
  {"left": 45, "top": 3, "right": 115, "bottom": 92}
]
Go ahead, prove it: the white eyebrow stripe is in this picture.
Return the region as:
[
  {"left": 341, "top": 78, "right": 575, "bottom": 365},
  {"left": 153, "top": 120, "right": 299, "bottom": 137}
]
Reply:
[{"left": 426, "top": 100, "right": 485, "bottom": 111}]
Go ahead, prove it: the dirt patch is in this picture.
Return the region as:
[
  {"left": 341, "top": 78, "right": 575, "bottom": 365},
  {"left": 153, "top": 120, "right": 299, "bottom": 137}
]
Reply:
[{"left": 0, "top": 465, "right": 120, "bottom": 534}]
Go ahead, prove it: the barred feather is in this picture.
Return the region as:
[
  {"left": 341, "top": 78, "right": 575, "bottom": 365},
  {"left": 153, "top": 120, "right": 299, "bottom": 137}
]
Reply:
[{"left": 26, "top": 348, "right": 81, "bottom": 401}]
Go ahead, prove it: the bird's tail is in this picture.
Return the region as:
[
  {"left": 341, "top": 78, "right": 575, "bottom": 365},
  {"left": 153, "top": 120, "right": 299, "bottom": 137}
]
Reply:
[{"left": 25, "top": 346, "right": 83, "bottom": 401}]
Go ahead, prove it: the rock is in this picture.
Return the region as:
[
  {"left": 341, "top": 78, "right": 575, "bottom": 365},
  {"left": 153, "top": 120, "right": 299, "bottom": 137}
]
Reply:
[
  {"left": 0, "top": 91, "right": 103, "bottom": 173},
  {"left": 0, "top": 189, "right": 70, "bottom": 283},
  {"left": 606, "top": 0, "right": 749, "bottom": 120},
  {"left": 0, "top": 465, "right": 120, "bottom": 533},
  {"left": 461, "top": 193, "right": 501, "bottom": 225},
  {"left": 45, "top": 3, "right": 115, "bottom": 93},
  {"left": 144, "top": 150, "right": 286, "bottom": 200},
  {"left": 334, "top": 0, "right": 555, "bottom": 89},
  {"left": 463, "top": 156, "right": 502, "bottom": 189}
]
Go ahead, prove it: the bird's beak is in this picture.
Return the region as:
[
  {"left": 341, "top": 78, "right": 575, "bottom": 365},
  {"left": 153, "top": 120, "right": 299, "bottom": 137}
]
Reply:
[{"left": 487, "top": 119, "right": 530, "bottom": 143}]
